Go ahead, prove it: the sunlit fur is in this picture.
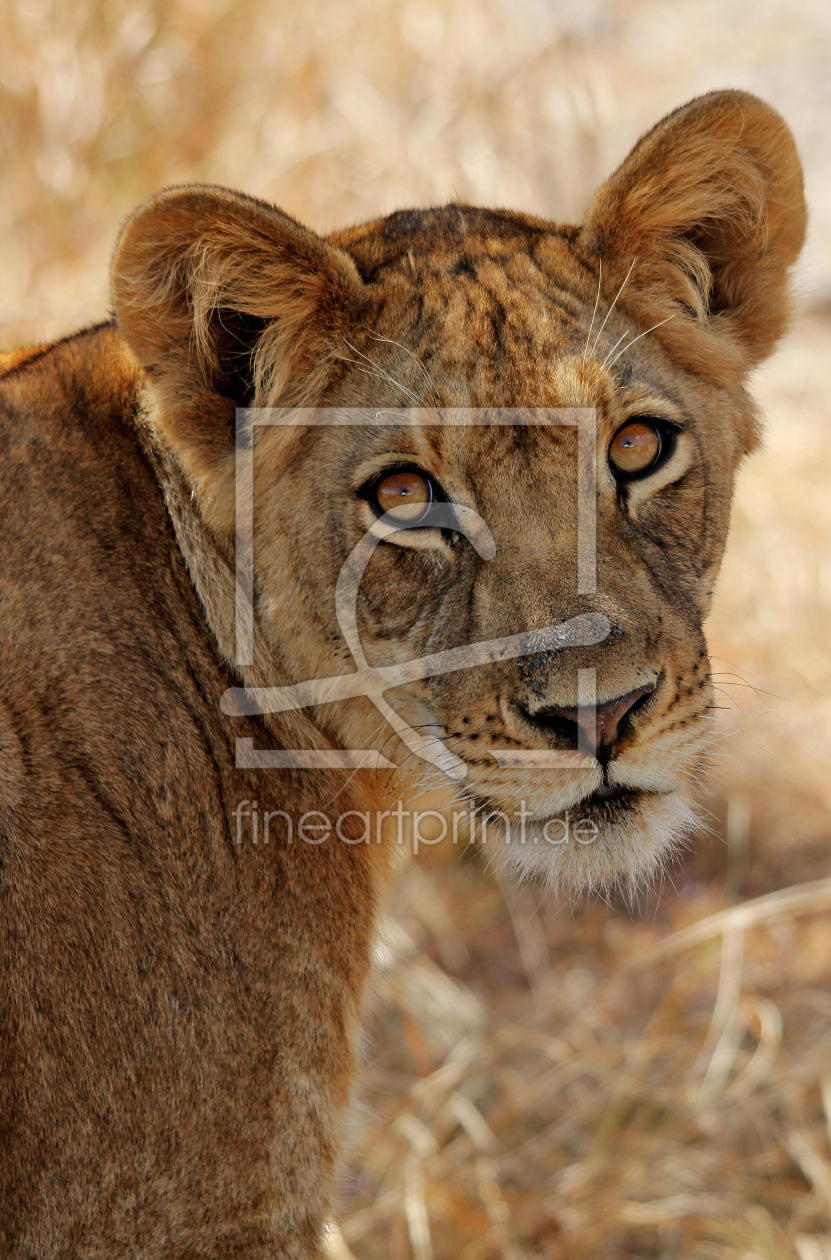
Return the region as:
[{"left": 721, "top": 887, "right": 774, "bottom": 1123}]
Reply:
[
  {"left": 0, "top": 91, "right": 805, "bottom": 1257},
  {"left": 114, "top": 92, "right": 806, "bottom": 902}
]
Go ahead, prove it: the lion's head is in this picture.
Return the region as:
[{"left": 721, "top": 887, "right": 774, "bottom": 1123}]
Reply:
[{"left": 111, "top": 90, "right": 806, "bottom": 895}]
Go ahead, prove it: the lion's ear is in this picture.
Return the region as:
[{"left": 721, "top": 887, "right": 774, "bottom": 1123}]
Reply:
[
  {"left": 111, "top": 185, "right": 365, "bottom": 512},
  {"left": 581, "top": 90, "right": 806, "bottom": 374}
]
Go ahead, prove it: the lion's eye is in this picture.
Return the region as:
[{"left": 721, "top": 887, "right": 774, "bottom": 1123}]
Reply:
[
  {"left": 609, "top": 420, "right": 664, "bottom": 477},
  {"left": 374, "top": 469, "right": 434, "bottom": 523}
]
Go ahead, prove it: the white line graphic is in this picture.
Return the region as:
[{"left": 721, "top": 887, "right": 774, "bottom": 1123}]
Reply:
[
  {"left": 226, "top": 408, "right": 605, "bottom": 779},
  {"left": 223, "top": 504, "right": 609, "bottom": 779}
]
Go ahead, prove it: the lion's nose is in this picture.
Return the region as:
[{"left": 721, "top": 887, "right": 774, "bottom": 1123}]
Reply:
[{"left": 521, "top": 684, "right": 655, "bottom": 760}]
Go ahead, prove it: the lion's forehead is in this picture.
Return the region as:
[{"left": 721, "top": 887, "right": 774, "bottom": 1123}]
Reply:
[
  {"left": 330, "top": 203, "right": 583, "bottom": 288},
  {"left": 329, "top": 202, "right": 563, "bottom": 268},
  {"left": 328, "top": 211, "right": 606, "bottom": 404}
]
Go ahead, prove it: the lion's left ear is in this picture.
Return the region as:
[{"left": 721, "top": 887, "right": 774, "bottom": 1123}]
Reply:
[
  {"left": 111, "top": 185, "right": 366, "bottom": 520},
  {"left": 581, "top": 90, "right": 806, "bottom": 375}
]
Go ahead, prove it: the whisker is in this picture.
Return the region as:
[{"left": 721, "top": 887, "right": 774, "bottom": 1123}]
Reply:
[
  {"left": 365, "top": 330, "right": 441, "bottom": 406},
  {"left": 319, "top": 713, "right": 392, "bottom": 809},
  {"left": 589, "top": 257, "right": 636, "bottom": 358},
  {"left": 707, "top": 672, "right": 785, "bottom": 705},
  {"left": 342, "top": 339, "right": 424, "bottom": 405},
  {"left": 583, "top": 259, "right": 602, "bottom": 359},
  {"left": 606, "top": 313, "right": 676, "bottom": 369},
  {"left": 600, "top": 329, "right": 630, "bottom": 370},
  {"left": 340, "top": 360, "right": 422, "bottom": 407}
]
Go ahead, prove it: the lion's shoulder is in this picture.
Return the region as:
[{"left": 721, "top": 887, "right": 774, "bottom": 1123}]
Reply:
[
  {"left": 0, "top": 319, "right": 235, "bottom": 839},
  {"left": 0, "top": 321, "right": 141, "bottom": 413}
]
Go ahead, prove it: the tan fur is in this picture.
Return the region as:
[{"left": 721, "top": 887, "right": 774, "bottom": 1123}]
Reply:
[
  {"left": 0, "top": 344, "right": 49, "bottom": 375},
  {"left": 0, "top": 91, "right": 805, "bottom": 1255}
]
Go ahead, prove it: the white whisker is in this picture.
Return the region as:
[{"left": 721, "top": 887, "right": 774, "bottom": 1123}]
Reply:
[
  {"left": 606, "top": 313, "right": 676, "bottom": 369},
  {"left": 342, "top": 339, "right": 424, "bottom": 405},
  {"left": 600, "top": 330, "right": 630, "bottom": 369},
  {"left": 583, "top": 259, "right": 602, "bottom": 359},
  {"left": 589, "top": 256, "right": 636, "bottom": 358},
  {"left": 366, "top": 331, "right": 441, "bottom": 405}
]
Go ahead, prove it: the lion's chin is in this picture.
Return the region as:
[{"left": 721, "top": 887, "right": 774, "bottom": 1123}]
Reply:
[{"left": 493, "top": 788, "right": 700, "bottom": 898}]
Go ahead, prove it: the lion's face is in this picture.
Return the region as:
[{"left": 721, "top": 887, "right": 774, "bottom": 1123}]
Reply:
[
  {"left": 249, "top": 222, "right": 745, "bottom": 892},
  {"left": 112, "top": 91, "right": 806, "bottom": 893}
]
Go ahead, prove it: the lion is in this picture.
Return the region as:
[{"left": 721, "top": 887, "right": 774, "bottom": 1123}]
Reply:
[{"left": 0, "top": 90, "right": 805, "bottom": 1256}]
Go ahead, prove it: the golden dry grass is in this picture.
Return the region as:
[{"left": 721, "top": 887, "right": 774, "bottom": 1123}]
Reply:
[
  {"left": 329, "top": 861, "right": 831, "bottom": 1259},
  {"left": 3, "top": 2, "right": 831, "bottom": 1256}
]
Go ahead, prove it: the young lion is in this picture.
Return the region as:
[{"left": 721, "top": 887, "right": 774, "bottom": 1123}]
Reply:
[{"left": 0, "top": 91, "right": 805, "bottom": 1256}]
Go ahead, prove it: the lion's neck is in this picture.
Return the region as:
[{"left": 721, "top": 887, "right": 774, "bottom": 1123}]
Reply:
[
  {"left": 135, "top": 398, "right": 279, "bottom": 694},
  {"left": 134, "top": 393, "right": 366, "bottom": 766}
]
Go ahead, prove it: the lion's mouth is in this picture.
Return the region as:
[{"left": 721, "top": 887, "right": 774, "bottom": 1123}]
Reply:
[
  {"left": 467, "top": 784, "right": 662, "bottom": 825},
  {"left": 577, "top": 784, "right": 671, "bottom": 819},
  {"left": 584, "top": 784, "right": 639, "bottom": 806},
  {"left": 579, "top": 785, "right": 644, "bottom": 816}
]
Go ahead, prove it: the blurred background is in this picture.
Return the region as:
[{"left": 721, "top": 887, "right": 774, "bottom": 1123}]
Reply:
[{"left": 3, "top": 1, "right": 831, "bottom": 1256}]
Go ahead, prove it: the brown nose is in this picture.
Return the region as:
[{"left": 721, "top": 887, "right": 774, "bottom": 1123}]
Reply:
[
  {"left": 522, "top": 684, "right": 654, "bottom": 760},
  {"left": 585, "top": 685, "right": 653, "bottom": 752}
]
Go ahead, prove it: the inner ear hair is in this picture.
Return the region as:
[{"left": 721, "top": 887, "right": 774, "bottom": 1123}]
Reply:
[
  {"left": 111, "top": 185, "right": 366, "bottom": 509},
  {"left": 211, "top": 309, "right": 270, "bottom": 408},
  {"left": 581, "top": 90, "right": 807, "bottom": 375}
]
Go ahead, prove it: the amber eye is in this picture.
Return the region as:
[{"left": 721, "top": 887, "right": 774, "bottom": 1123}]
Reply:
[
  {"left": 374, "top": 469, "right": 434, "bottom": 522},
  {"left": 609, "top": 420, "right": 664, "bottom": 478}
]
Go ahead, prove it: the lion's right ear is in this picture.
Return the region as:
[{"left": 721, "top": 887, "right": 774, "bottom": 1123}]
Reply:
[{"left": 111, "top": 185, "right": 365, "bottom": 519}]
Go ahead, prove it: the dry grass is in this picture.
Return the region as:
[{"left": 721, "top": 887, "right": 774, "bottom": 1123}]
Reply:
[
  {"left": 3, "top": 1, "right": 831, "bottom": 1255},
  {"left": 326, "top": 858, "right": 831, "bottom": 1259}
]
